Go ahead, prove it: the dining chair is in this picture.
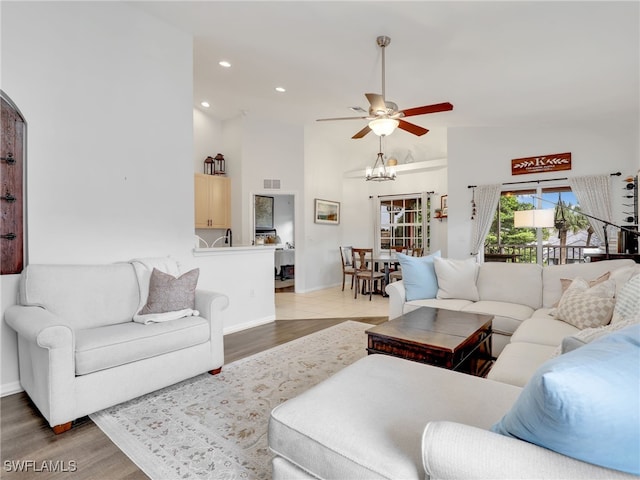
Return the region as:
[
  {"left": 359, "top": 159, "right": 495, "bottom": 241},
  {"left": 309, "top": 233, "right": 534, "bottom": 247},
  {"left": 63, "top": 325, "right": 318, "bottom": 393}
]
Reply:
[
  {"left": 339, "top": 246, "right": 356, "bottom": 291},
  {"left": 389, "top": 245, "right": 406, "bottom": 274},
  {"left": 352, "top": 248, "right": 386, "bottom": 300}
]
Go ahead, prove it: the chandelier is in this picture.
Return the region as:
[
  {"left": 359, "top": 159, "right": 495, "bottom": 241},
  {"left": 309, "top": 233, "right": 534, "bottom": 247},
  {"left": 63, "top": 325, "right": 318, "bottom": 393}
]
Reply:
[{"left": 365, "top": 136, "right": 396, "bottom": 181}]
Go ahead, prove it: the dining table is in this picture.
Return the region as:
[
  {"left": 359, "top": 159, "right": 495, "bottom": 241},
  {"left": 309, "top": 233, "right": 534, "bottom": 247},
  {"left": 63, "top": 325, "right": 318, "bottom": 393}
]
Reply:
[{"left": 372, "top": 251, "right": 400, "bottom": 295}]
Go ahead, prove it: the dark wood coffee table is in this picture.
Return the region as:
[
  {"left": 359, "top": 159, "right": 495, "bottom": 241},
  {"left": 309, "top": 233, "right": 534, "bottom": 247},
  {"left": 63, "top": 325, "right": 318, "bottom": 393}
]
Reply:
[{"left": 365, "top": 307, "right": 493, "bottom": 377}]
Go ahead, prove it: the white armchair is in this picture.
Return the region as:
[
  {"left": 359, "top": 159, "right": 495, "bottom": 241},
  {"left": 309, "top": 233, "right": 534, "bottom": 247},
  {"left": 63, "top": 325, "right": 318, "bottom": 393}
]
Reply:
[{"left": 5, "top": 262, "right": 228, "bottom": 433}]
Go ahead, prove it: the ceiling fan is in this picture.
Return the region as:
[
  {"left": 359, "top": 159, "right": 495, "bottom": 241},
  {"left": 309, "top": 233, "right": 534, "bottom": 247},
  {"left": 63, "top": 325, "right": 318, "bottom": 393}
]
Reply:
[{"left": 317, "top": 36, "right": 453, "bottom": 139}]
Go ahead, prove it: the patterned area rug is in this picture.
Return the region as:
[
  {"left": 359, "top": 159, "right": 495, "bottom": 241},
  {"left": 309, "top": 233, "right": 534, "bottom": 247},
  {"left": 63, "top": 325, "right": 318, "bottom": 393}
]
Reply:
[{"left": 90, "top": 320, "right": 370, "bottom": 479}]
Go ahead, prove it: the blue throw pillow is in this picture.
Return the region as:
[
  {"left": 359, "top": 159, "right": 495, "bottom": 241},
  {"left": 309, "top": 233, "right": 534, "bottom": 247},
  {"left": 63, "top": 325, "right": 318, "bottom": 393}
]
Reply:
[
  {"left": 396, "top": 251, "right": 441, "bottom": 301},
  {"left": 491, "top": 324, "right": 640, "bottom": 475}
]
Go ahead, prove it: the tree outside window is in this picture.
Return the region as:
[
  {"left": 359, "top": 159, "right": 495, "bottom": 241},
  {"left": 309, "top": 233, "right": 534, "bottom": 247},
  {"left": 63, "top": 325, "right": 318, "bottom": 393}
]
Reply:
[{"left": 485, "top": 186, "right": 600, "bottom": 265}]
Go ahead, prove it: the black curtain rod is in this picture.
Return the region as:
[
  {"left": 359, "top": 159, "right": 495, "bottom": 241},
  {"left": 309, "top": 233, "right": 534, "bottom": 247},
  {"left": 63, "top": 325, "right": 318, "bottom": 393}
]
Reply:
[
  {"left": 467, "top": 172, "right": 621, "bottom": 189},
  {"left": 369, "top": 191, "right": 434, "bottom": 198}
]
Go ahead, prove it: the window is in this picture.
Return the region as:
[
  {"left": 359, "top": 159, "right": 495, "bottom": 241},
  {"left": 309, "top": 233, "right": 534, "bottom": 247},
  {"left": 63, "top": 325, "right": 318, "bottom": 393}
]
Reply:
[
  {"left": 377, "top": 194, "right": 431, "bottom": 252},
  {"left": 485, "top": 186, "right": 599, "bottom": 265}
]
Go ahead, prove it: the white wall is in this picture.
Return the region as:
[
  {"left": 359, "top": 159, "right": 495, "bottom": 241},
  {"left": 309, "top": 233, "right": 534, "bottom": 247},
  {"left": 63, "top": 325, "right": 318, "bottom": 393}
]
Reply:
[
  {"left": 0, "top": 2, "right": 276, "bottom": 396},
  {"left": 447, "top": 123, "right": 640, "bottom": 259},
  {"left": 273, "top": 195, "right": 295, "bottom": 245},
  {"left": 193, "top": 107, "right": 222, "bottom": 174}
]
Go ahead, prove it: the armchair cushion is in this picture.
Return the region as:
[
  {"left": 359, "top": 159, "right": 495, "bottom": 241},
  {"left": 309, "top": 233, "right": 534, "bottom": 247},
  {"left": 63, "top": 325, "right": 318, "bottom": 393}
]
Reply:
[
  {"left": 492, "top": 324, "right": 640, "bottom": 475},
  {"left": 75, "top": 316, "right": 209, "bottom": 375}
]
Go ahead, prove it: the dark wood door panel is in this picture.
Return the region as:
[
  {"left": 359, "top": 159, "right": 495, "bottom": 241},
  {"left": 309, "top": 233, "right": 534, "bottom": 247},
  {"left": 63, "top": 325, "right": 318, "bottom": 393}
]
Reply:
[{"left": 1, "top": 93, "right": 26, "bottom": 275}]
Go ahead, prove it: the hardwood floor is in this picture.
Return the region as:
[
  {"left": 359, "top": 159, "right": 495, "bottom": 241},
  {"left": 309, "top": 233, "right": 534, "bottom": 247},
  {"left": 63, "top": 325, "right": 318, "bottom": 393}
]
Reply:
[{"left": 0, "top": 317, "right": 386, "bottom": 479}]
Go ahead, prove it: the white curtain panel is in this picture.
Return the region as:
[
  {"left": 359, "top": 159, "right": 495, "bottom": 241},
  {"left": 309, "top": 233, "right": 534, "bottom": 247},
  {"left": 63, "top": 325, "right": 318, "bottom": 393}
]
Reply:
[
  {"left": 567, "top": 174, "right": 614, "bottom": 246},
  {"left": 470, "top": 184, "right": 502, "bottom": 258}
]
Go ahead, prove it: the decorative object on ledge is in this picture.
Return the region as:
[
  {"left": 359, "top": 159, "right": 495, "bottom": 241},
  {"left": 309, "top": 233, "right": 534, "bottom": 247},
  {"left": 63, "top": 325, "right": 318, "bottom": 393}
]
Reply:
[
  {"left": 204, "top": 156, "right": 214, "bottom": 175},
  {"left": 440, "top": 195, "right": 448, "bottom": 217},
  {"left": 511, "top": 152, "right": 571, "bottom": 176},
  {"left": 214, "top": 153, "right": 226, "bottom": 175},
  {"left": 366, "top": 136, "right": 396, "bottom": 181},
  {"left": 314, "top": 198, "right": 340, "bottom": 225}
]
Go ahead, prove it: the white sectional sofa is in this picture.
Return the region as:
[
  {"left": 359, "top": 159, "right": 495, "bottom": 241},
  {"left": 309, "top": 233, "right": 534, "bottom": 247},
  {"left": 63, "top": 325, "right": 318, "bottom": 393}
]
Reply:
[
  {"left": 387, "top": 258, "right": 635, "bottom": 355},
  {"left": 268, "top": 258, "right": 640, "bottom": 479},
  {"left": 4, "top": 260, "right": 229, "bottom": 433}
]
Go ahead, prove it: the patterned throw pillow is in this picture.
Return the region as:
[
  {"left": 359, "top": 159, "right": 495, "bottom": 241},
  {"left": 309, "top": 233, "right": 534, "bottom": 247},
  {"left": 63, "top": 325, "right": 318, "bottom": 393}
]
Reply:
[
  {"left": 553, "top": 271, "right": 610, "bottom": 307},
  {"left": 558, "top": 315, "right": 640, "bottom": 355},
  {"left": 612, "top": 274, "right": 640, "bottom": 324},
  {"left": 553, "top": 277, "right": 615, "bottom": 329},
  {"left": 140, "top": 268, "right": 200, "bottom": 315}
]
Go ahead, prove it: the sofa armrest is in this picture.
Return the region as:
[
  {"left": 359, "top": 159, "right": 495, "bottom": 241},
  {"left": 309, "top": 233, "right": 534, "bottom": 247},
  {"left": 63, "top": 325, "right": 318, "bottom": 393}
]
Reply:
[
  {"left": 422, "top": 421, "right": 634, "bottom": 480},
  {"left": 384, "top": 281, "right": 406, "bottom": 319},
  {"left": 4, "top": 305, "right": 76, "bottom": 426},
  {"left": 5, "top": 305, "right": 73, "bottom": 348},
  {"left": 195, "top": 290, "right": 229, "bottom": 368}
]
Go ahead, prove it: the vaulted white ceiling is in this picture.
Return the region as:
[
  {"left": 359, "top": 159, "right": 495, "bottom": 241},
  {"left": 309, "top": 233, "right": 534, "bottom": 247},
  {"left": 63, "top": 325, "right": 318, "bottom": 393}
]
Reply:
[{"left": 134, "top": 1, "right": 639, "bottom": 134}]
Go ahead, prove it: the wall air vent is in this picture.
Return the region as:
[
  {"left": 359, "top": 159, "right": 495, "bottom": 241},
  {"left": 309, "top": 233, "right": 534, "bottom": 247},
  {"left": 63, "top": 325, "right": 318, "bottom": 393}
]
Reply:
[{"left": 263, "top": 179, "right": 281, "bottom": 189}]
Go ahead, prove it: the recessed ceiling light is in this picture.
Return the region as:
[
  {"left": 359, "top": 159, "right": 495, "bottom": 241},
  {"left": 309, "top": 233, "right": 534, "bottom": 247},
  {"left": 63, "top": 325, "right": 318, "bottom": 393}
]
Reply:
[
  {"left": 219, "top": 61, "right": 231, "bottom": 68},
  {"left": 200, "top": 101, "right": 210, "bottom": 108},
  {"left": 275, "top": 87, "right": 286, "bottom": 93}
]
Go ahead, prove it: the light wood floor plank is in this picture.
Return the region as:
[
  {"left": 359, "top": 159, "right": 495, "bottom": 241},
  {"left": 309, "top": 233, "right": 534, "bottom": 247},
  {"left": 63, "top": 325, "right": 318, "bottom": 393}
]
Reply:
[{"left": 1, "top": 318, "right": 385, "bottom": 479}]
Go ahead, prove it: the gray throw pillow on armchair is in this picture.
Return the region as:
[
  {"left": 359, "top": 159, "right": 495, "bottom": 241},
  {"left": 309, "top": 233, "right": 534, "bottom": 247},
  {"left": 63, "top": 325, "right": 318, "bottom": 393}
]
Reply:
[{"left": 140, "top": 267, "right": 200, "bottom": 315}]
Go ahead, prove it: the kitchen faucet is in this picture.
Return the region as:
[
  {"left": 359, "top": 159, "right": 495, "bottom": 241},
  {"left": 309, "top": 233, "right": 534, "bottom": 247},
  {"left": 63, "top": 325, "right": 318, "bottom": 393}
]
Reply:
[{"left": 225, "top": 228, "right": 232, "bottom": 247}]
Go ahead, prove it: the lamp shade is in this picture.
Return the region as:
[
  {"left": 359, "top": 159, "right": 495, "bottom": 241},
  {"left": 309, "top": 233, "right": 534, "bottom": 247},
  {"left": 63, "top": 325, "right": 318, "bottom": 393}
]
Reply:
[
  {"left": 368, "top": 118, "right": 399, "bottom": 136},
  {"left": 514, "top": 209, "right": 555, "bottom": 228}
]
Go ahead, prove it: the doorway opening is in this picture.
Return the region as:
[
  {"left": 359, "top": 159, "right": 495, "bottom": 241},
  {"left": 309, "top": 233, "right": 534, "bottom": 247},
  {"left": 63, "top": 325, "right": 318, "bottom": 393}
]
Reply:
[{"left": 253, "top": 193, "right": 296, "bottom": 292}]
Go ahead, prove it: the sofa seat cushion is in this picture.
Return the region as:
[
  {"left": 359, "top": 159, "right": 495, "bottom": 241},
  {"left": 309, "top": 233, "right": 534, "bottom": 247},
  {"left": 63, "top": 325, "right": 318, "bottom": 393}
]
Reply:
[
  {"left": 487, "top": 342, "right": 557, "bottom": 387},
  {"left": 75, "top": 316, "right": 209, "bottom": 375},
  {"left": 269, "top": 355, "right": 522, "bottom": 480},
  {"left": 406, "top": 298, "right": 474, "bottom": 312},
  {"left": 461, "top": 301, "right": 534, "bottom": 336},
  {"left": 511, "top": 317, "right": 580, "bottom": 346}
]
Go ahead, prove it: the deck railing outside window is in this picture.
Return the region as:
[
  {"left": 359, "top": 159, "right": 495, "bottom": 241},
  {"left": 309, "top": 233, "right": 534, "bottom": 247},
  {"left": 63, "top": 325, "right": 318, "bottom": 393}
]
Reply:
[{"left": 484, "top": 244, "right": 589, "bottom": 265}]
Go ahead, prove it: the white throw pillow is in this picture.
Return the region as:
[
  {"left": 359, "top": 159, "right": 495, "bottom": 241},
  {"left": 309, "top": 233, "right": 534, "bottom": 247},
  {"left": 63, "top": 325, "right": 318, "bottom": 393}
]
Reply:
[
  {"left": 553, "top": 277, "right": 616, "bottom": 329},
  {"left": 612, "top": 273, "right": 640, "bottom": 324},
  {"left": 434, "top": 257, "right": 479, "bottom": 301}
]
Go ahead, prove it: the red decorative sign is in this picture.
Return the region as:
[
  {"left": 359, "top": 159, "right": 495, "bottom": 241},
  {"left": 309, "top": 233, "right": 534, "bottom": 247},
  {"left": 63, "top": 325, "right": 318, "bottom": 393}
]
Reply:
[{"left": 511, "top": 152, "right": 571, "bottom": 176}]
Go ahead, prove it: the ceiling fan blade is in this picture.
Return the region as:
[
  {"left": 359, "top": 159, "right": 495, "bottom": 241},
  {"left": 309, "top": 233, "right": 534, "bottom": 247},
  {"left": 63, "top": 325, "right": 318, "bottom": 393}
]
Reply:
[
  {"left": 398, "top": 119, "right": 429, "bottom": 136},
  {"left": 401, "top": 102, "right": 454, "bottom": 118},
  {"left": 365, "top": 93, "right": 386, "bottom": 114},
  {"left": 352, "top": 125, "right": 372, "bottom": 139},
  {"left": 316, "top": 116, "right": 368, "bottom": 122}
]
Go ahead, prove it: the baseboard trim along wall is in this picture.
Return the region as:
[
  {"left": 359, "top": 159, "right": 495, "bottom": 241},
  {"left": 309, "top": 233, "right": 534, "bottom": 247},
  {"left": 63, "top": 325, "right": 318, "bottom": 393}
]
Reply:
[{"left": 1, "top": 381, "right": 23, "bottom": 398}]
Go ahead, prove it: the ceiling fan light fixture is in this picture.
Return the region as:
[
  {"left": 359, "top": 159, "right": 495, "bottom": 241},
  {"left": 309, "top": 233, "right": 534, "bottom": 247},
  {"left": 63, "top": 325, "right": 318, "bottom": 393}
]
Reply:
[{"left": 368, "top": 118, "right": 399, "bottom": 136}]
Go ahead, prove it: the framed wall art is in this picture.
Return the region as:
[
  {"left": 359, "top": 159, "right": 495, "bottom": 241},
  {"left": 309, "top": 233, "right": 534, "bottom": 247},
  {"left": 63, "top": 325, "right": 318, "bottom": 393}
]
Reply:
[
  {"left": 314, "top": 198, "right": 340, "bottom": 225},
  {"left": 254, "top": 195, "right": 274, "bottom": 228}
]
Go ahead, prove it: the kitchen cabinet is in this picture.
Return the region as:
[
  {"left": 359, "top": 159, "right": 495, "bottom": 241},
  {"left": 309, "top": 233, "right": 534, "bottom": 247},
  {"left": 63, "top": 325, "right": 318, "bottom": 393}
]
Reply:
[{"left": 195, "top": 173, "right": 230, "bottom": 229}]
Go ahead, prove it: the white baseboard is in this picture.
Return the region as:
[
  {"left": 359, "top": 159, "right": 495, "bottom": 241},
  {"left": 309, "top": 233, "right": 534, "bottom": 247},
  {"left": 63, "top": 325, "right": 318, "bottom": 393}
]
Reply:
[
  {"left": 1, "top": 381, "right": 23, "bottom": 397},
  {"left": 223, "top": 315, "right": 275, "bottom": 335}
]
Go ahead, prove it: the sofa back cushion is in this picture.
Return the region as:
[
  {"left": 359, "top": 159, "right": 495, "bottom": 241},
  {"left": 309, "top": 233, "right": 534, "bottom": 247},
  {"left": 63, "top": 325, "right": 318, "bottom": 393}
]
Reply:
[
  {"left": 19, "top": 264, "right": 139, "bottom": 329},
  {"left": 477, "top": 263, "right": 542, "bottom": 310},
  {"left": 542, "top": 259, "right": 636, "bottom": 308}
]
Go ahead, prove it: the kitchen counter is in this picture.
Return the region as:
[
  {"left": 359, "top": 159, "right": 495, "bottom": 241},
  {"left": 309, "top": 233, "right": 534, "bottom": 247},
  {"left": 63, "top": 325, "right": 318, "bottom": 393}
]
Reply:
[{"left": 193, "top": 245, "right": 277, "bottom": 256}]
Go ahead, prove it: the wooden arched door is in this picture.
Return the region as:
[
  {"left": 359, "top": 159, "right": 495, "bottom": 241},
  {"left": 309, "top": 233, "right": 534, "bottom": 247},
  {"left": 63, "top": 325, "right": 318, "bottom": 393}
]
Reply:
[{"left": 1, "top": 92, "right": 26, "bottom": 274}]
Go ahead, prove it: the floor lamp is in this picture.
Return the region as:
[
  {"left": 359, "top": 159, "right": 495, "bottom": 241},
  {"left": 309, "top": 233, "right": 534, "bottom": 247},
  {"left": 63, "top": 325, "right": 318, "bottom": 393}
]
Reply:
[{"left": 514, "top": 209, "right": 555, "bottom": 264}]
